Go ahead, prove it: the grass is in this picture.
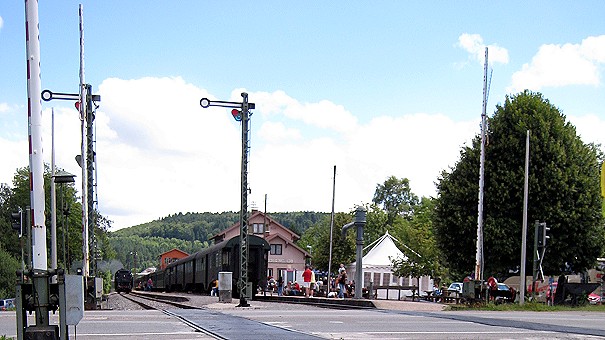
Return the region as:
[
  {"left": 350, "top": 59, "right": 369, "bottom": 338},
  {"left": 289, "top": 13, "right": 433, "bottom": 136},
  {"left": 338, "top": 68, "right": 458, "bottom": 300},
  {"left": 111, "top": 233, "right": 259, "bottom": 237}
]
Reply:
[{"left": 447, "top": 301, "right": 605, "bottom": 312}]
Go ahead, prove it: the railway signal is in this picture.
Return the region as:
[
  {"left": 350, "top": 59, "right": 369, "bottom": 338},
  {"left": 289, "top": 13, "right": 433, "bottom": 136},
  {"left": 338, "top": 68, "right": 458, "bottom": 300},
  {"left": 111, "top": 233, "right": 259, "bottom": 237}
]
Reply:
[
  {"left": 199, "top": 93, "right": 255, "bottom": 307},
  {"left": 536, "top": 222, "right": 545, "bottom": 248},
  {"left": 11, "top": 209, "right": 23, "bottom": 236},
  {"left": 532, "top": 220, "right": 548, "bottom": 297},
  {"left": 42, "top": 85, "right": 101, "bottom": 280},
  {"left": 231, "top": 109, "right": 242, "bottom": 121}
]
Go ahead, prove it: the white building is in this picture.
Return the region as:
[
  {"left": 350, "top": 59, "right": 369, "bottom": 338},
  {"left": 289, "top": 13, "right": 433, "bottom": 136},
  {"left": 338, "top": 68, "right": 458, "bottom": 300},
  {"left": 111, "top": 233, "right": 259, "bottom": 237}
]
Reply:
[{"left": 347, "top": 231, "right": 432, "bottom": 298}]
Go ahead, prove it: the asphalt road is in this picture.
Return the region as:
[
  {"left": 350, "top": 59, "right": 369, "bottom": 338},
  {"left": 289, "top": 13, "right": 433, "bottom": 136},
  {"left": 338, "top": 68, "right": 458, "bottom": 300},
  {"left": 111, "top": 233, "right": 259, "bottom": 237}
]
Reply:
[
  {"left": 218, "top": 306, "right": 605, "bottom": 339},
  {"left": 2, "top": 298, "right": 605, "bottom": 339}
]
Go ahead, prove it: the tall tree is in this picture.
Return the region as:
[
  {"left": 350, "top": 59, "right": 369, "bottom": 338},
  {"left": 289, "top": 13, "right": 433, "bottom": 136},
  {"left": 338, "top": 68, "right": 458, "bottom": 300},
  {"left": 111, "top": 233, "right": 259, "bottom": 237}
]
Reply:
[
  {"left": 435, "top": 91, "right": 604, "bottom": 279},
  {"left": 373, "top": 176, "right": 419, "bottom": 226},
  {"left": 391, "top": 197, "right": 445, "bottom": 283},
  {"left": 0, "top": 165, "right": 112, "bottom": 273},
  {"left": 296, "top": 212, "right": 356, "bottom": 274}
]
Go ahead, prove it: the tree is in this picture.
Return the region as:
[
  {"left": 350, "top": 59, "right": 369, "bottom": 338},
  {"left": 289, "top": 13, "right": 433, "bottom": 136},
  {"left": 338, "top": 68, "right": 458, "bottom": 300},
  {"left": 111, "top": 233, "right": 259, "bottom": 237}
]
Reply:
[
  {"left": 296, "top": 212, "right": 357, "bottom": 275},
  {"left": 391, "top": 197, "right": 446, "bottom": 284},
  {"left": 364, "top": 204, "right": 389, "bottom": 246},
  {"left": 372, "top": 176, "right": 419, "bottom": 226},
  {"left": 391, "top": 249, "right": 432, "bottom": 288},
  {"left": 0, "top": 246, "right": 20, "bottom": 298},
  {"left": 0, "top": 165, "right": 112, "bottom": 274},
  {"left": 435, "top": 91, "right": 604, "bottom": 279}
]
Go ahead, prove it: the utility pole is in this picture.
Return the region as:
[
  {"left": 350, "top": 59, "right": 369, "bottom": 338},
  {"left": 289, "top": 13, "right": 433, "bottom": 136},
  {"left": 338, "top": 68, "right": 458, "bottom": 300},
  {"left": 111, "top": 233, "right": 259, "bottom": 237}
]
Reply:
[
  {"left": 519, "top": 130, "right": 530, "bottom": 305},
  {"left": 41, "top": 4, "right": 101, "bottom": 312},
  {"left": 474, "top": 47, "right": 489, "bottom": 282},
  {"left": 328, "top": 165, "right": 336, "bottom": 281},
  {"left": 200, "top": 93, "right": 256, "bottom": 307}
]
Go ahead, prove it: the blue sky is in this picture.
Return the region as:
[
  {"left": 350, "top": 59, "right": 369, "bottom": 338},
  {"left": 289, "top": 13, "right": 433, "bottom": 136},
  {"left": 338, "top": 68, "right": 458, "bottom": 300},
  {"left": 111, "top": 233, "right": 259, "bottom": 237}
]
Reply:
[{"left": 1, "top": 1, "right": 604, "bottom": 230}]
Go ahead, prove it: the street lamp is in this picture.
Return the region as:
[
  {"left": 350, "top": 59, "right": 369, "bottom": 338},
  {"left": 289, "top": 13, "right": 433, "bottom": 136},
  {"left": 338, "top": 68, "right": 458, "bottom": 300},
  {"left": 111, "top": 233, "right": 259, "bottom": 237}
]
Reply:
[{"left": 53, "top": 170, "right": 75, "bottom": 273}]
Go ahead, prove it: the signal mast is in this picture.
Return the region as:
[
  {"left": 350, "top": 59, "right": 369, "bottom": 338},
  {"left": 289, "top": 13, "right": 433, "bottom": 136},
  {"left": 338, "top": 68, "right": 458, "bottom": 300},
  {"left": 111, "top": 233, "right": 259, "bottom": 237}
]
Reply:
[{"left": 475, "top": 47, "right": 489, "bottom": 283}]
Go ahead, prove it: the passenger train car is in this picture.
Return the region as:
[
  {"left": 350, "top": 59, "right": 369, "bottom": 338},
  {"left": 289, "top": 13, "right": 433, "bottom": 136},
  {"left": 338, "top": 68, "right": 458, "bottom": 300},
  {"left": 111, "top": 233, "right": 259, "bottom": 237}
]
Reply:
[{"left": 143, "top": 235, "right": 269, "bottom": 298}]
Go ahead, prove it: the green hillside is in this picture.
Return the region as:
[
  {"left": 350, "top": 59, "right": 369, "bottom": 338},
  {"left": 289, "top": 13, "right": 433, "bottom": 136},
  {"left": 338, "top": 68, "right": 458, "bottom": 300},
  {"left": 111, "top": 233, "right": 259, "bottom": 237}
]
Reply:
[{"left": 108, "top": 211, "right": 329, "bottom": 272}]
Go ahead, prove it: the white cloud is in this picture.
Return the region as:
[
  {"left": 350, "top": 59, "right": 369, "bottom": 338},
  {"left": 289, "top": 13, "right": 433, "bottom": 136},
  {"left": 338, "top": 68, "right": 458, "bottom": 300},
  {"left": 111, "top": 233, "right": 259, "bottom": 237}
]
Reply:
[
  {"left": 0, "top": 137, "right": 28, "bottom": 185},
  {"left": 347, "top": 113, "right": 478, "bottom": 198},
  {"left": 509, "top": 35, "right": 605, "bottom": 92},
  {"left": 257, "top": 121, "right": 301, "bottom": 142},
  {"left": 93, "top": 77, "right": 243, "bottom": 229},
  {"left": 248, "top": 112, "right": 479, "bottom": 214},
  {"left": 457, "top": 33, "right": 510, "bottom": 66},
  {"left": 5, "top": 76, "right": 549, "bottom": 231},
  {"left": 242, "top": 89, "right": 358, "bottom": 134},
  {"left": 86, "top": 78, "right": 480, "bottom": 229},
  {"left": 568, "top": 114, "right": 605, "bottom": 148},
  {"left": 0, "top": 103, "right": 9, "bottom": 113},
  {"left": 0, "top": 16, "right": 4, "bottom": 30}
]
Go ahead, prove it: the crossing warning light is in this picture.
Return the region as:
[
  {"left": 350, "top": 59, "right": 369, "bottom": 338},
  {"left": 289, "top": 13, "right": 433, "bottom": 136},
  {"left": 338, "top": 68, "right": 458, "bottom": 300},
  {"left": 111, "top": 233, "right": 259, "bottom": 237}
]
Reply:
[
  {"left": 231, "top": 109, "right": 242, "bottom": 122},
  {"left": 542, "top": 223, "right": 551, "bottom": 247},
  {"left": 11, "top": 210, "right": 22, "bottom": 236}
]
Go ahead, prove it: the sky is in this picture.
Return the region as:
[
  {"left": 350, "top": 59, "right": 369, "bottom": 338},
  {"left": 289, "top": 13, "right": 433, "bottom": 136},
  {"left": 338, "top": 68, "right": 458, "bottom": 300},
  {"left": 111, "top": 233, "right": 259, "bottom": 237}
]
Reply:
[{"left": 1, "top": 2, "right": 604, "bottom": 231}]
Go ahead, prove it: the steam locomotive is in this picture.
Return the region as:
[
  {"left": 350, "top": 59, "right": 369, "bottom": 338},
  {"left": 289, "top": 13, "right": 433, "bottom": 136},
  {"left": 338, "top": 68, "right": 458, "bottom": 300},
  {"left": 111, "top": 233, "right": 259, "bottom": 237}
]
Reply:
[{"left": 114, "top": 268, "right": 134, "bottom": 293}]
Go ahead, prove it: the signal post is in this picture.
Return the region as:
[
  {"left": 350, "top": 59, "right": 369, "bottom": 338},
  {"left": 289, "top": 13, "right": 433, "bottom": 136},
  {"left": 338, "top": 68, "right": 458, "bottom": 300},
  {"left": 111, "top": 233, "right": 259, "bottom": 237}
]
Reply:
[{"left": 200, "top": 93, "right": 256, "bottom": 307}]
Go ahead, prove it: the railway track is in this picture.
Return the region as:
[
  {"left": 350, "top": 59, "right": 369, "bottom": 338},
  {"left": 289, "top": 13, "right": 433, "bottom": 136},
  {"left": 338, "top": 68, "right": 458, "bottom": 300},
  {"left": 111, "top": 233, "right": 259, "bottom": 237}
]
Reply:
[
  {"left": 118, "top": 291, "right": 199, "bottom": 310},
  {"left": 118, "top": 292, "right": 227, "bottom": 339}
]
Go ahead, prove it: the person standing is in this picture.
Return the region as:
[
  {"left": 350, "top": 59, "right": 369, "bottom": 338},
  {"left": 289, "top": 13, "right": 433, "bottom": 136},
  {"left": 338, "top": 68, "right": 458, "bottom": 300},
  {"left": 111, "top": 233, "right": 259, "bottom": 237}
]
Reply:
[
  {"left": 277, "top": 275, "right": 284, "bottom": 296},
  {"left": 309, "top": 267, "right": 316, "bottom": 298},
  {"left": 211, "top": 279, "right": 219, "bottom": 297},
  {"left": 302, "top": 265, "right": 312, "bottom": 298},
  {"left": 338, "top": 270, "right": 347, "bottom": 299}
]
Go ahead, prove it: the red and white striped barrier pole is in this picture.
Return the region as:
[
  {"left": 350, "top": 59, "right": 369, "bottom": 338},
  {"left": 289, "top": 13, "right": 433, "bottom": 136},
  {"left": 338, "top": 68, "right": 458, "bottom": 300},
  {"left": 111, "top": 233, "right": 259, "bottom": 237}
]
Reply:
[{"left": 25, "top": 0, "right": 48, "bottom": 271}]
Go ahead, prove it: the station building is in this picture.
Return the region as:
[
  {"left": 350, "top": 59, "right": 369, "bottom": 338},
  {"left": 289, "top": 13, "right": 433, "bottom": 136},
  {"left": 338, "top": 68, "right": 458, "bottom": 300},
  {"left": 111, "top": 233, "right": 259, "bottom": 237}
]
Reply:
[
  {"left": 158, "top": 248, "right": 189, "bottom": 270},
  {"left": 210, "top": 210, "right": 310, "bottom": 284}
]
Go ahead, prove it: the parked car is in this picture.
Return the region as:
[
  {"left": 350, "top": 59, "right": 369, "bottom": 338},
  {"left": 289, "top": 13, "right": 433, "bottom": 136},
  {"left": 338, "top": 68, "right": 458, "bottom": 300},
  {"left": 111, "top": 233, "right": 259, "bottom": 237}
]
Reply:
[
  {"left": 0, "top": 298, "right": 15, "bottom": 311},
  {"left": 492, "top": 283, "right": 515, "bottom": 302},
  {"left": 588, "top": 293, "right": 601, "bottom": 305},
  {"left": 448, "top": 282, "right": 463, "bottom": 294}
]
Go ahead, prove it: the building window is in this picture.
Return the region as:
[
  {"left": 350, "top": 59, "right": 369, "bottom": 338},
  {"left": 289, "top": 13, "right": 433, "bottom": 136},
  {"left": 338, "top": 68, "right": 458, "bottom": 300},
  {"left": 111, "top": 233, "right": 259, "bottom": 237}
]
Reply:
[
  {"left": 222, "top": 251, "right": 230, "bottom": 266},
  {"left": 270, "top": 244, "right": 282, "bottom": 255},
  {"left": 253, "top": 223, "right": 265, "bottom": 234}
]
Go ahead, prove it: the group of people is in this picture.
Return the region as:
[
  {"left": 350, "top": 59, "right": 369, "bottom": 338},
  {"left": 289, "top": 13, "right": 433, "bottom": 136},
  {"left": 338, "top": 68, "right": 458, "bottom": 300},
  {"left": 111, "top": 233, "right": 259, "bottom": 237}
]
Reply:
[
  {"left": 266, "top": 263, "right": 354, "bottom": 299},
  {"left": 320, "top": 264, "right": 358, "bottom": 298},
  {"left": 267, "top": 265, "right": 322, "bottom": 297},
  {"left": 140, "top": 278, "right": 152, "bottom": 291}
]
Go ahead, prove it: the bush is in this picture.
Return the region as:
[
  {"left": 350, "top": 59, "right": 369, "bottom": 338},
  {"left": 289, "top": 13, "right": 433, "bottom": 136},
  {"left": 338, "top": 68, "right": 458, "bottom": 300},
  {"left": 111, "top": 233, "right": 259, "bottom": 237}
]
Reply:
[{"left": 0, "top": 248, "right": 20, "bottom": 299}]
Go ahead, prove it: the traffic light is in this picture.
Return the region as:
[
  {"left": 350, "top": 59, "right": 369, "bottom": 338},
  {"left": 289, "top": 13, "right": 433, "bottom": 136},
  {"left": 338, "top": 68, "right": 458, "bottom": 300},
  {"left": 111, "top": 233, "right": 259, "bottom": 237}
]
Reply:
[
  {"left": 11, "top": 210, "right": 22, "bottom": 235},
  {"left": 231, "top": 109, "right": 242, "bottom": 121},
  {"left": 541, "top": 222, "right": 550, "bottom": 247}
]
